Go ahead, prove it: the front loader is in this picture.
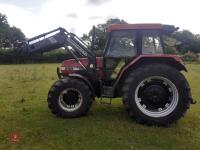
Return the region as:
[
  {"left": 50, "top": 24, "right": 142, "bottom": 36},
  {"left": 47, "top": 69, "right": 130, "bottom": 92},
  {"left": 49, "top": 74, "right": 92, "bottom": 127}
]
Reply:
[{"left": 16, "top": 24, "right": 195, "bottom": 126}]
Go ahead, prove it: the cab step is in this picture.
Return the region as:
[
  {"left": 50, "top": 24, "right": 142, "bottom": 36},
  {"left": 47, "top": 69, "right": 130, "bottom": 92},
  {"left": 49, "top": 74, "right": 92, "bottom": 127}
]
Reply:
[{"left": 101, "top": 86, "right": 114, "bottom": 98}]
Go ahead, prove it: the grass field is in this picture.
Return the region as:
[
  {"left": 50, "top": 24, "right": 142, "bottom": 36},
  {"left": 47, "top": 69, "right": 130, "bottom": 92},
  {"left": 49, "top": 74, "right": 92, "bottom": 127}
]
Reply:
[{"left": 0, "top": 63, "right": 199, "bottom": 150}]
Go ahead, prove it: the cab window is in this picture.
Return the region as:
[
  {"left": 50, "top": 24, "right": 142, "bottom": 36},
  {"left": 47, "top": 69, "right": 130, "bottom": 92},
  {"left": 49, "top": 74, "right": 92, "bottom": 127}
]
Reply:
[
  {"left": 106, "top": 30, "right": 137, "bottom": 57},
  {"left": 142, "top": 30, "right": 163, "bottom": 54}
]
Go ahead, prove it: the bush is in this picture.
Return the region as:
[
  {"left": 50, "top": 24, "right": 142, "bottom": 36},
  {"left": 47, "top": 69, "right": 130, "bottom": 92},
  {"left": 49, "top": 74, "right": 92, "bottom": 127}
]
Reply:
[
  {"left": 0, "top": 48, "right": 73, "bottom": 64},
  {"left": 181, "top": 51, "right": 199, "bottom": 62}
]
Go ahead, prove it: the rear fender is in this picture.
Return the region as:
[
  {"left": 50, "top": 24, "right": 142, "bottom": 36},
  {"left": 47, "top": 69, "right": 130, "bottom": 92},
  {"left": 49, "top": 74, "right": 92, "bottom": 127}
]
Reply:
[{"left": 114, "top": 55, "right": 187, "bottom": 95}]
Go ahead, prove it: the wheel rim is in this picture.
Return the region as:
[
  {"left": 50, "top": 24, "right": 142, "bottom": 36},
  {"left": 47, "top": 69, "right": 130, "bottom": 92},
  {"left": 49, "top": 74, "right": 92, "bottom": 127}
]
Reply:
[
  {"left": 58, "top": 88, "right": 83, "bottom": 112},
  {"left": 135, "top": 76, "right": 179, "bottom": 118}
]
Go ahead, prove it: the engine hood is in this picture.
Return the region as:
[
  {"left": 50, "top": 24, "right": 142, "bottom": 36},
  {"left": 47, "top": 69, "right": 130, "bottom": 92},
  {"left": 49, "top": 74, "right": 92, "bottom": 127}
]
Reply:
[
  {"left": 61, "top": 57, "right": 103, "bottom": 68},
  {"left": 60, "top": 57, "right": 104, "bottom": 79}
]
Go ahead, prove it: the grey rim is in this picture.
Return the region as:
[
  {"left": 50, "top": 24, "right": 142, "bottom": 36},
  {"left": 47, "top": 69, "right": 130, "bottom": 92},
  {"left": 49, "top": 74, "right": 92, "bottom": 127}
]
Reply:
[
  {"left": 58, "top": 88, "right": 83, "bottom": 112},
  {"left": 135, "top": 76, "right": 179, "bottom": 118}
]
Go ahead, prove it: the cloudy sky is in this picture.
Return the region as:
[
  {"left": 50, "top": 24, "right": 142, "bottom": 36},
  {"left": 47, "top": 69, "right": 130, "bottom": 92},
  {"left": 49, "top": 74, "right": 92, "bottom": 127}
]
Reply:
[{"left": 0, "top": 0, "right": 199, "bottom": 38}]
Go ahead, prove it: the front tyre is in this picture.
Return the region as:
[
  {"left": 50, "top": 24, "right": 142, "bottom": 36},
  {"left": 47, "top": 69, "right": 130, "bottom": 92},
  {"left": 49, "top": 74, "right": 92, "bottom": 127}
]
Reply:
[
  {"left": 122, "top": 64, "right": 191, "bottom": 126},
  {"left": 47, "top": 78, "right": 93, "bottom": 118}
]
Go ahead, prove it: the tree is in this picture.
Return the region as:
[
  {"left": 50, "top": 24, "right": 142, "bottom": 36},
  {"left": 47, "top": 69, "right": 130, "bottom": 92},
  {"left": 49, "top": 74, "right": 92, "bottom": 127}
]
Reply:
[
  {"left": 0, "top": 13, "right": 8, "bottom": 27},
  {"left": 82, "top": 18, "right": 127, "bottom": 54},
  {"left": 0, "top": 13, "right": 25, "bottom": 48},
  {"left": 173, "top": 30, "right": 200, "bottom": 53}
]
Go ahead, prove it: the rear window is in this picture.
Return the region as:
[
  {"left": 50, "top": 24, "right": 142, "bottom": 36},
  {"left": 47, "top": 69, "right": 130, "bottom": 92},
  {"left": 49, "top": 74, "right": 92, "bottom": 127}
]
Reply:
[{"left": 142, "top": 30, "right": 163, "bottom": 54}]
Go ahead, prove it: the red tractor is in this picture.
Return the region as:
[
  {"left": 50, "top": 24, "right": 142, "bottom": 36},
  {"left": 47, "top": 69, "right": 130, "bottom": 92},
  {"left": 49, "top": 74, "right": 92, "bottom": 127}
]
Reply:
[{"left": 17, "top": 24, "right": 195, "bottom": 126}]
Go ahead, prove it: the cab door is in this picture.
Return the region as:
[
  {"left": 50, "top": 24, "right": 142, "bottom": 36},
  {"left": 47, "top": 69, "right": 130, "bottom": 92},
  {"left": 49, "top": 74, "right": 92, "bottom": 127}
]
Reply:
[{"left": 103, "top": 30, "right": 138, "bottom": 85}]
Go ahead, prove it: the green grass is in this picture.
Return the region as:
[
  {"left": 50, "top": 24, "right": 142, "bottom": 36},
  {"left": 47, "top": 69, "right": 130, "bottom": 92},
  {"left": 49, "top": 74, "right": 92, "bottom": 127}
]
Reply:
[{"left": 0, "top": 63, "right": 199, "bottom": 150}]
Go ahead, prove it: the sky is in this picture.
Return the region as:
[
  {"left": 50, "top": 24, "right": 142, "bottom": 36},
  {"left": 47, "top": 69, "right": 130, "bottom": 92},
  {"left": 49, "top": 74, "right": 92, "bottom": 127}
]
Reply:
[{"left": 0, "top": 0, "right": 199, "bottom": 38}]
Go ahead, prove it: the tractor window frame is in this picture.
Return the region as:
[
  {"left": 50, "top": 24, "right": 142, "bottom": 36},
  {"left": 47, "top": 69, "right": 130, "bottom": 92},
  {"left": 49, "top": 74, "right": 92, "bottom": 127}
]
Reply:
[
  {"left": 104, "top": 30, "right": 139, "bottom": 58},
  {"left": 142, "top": 30, "right": 164, "bottom": 54}
]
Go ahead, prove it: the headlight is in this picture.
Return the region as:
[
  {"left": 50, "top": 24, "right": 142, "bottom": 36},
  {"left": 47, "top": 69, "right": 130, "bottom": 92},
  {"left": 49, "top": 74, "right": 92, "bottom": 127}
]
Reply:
[
  {"left": 60, "top": 67, "right": 66, "bottom": 71},
  {"left": 60, "top": 66, "right": 82, "bottom": 71},
  {"left": 72, "top": 67, "right": 81, "bottom": 70}
]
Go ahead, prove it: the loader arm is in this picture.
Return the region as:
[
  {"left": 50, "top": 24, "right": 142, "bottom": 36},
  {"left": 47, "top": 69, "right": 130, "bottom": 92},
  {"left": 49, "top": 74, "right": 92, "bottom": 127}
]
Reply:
[{"left": 15, "top": 27, "right": 96, "bottom": 71}]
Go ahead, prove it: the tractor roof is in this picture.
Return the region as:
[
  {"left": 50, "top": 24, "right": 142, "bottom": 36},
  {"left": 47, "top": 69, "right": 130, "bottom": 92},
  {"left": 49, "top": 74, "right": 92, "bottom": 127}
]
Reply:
[{"left": 106, "top": 23, "right": 178, "bottom": 33}]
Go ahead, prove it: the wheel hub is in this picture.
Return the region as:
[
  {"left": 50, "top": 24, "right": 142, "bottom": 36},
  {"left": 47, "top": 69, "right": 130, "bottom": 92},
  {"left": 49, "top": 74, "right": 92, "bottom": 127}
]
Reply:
[
  {"left": 135, "top": 76, "right": 179, "bottom": 118},
  {"left": 62, "top": 90, "right": 79, "bottom": 105},
  {"left": 141, "top": 85, "right": 169, "bottom": 108},
  {"left": 58, "top": 88, "right": 83, "bottom": 112}
]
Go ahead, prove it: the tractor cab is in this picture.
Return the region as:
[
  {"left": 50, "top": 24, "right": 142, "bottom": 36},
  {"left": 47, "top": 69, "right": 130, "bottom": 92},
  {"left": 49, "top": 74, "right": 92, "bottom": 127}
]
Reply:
[{"left": 102, "top": 24, "right": 178, "bottom": 85}]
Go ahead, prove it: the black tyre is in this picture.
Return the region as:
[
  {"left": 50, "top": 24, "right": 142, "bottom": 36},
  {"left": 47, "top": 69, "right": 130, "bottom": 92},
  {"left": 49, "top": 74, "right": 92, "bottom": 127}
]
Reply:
[
  {"left": 47, "top": 77, "right": 93, "bottom": 118},
  {"left": 122, "top": 64, "right": 191, "bottom": 126}
]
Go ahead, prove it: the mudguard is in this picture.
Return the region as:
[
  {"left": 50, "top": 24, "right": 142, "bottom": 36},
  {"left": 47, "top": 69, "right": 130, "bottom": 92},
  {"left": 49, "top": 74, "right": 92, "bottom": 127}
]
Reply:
[
  {"left": 68, "top": 73, "right": 101, "bottom": 97},
  {"left": 114, "top": 54, "right": 187, "bottom": 89}
]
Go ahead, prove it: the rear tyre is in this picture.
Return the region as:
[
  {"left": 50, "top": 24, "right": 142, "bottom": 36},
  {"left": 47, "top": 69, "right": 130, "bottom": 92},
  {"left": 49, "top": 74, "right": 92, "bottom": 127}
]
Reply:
[
  {"left": 47, "top": 77, "right": 93, "bottom": 118},
  {"left": 122, "top": 64, "right": 191, "bottom": 126}
]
